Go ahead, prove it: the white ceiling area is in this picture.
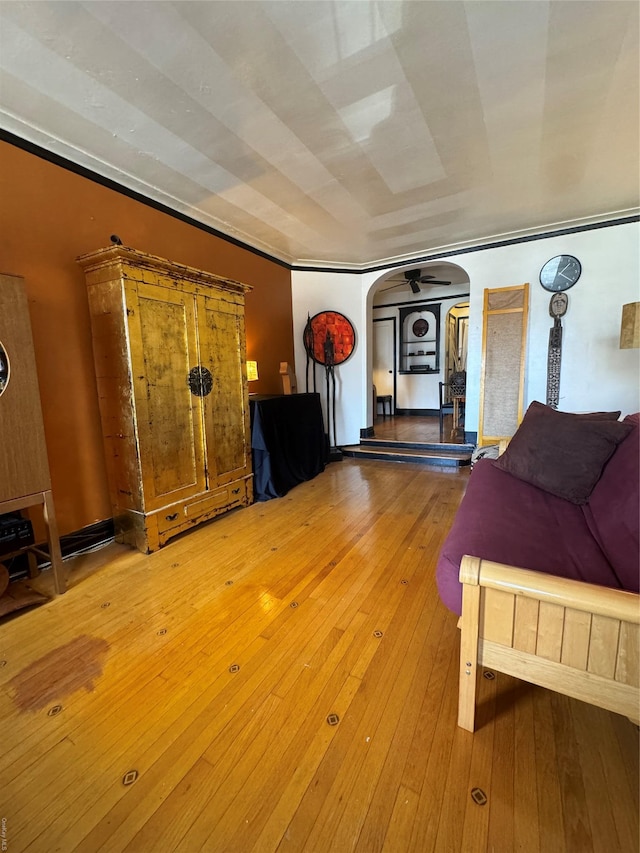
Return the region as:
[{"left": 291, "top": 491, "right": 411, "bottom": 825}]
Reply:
[{"left": 1, "top": 1, "right": 638, "bottom": 268}]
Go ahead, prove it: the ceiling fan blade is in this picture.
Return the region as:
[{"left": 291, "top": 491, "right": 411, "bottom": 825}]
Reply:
[
  {"left": 379, "top": 281, "right": 409, "bottom": 292},
  {"left": 409, "top": 280, "right": 421, "bottom": 294},
  {"left": 420, "top": 278, "right": 451, "bottom": 285}
]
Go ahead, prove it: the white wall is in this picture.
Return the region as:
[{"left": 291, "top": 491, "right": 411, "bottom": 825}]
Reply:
[
  {"left": 461, "top": 221, "right": 640, "bottom": 433},
  {"left": 291, "top": 271, "right": 368, "bottom": 446},
  {"left": 291, "top": 220, "right": 640, "bottom": 445}
]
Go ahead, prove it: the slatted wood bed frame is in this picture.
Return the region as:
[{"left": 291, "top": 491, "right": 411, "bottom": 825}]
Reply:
[{"left": 458, "top": 555, "right": 640, "bottom": 731}]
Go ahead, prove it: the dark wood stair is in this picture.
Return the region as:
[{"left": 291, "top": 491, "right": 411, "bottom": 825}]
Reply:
[{"left": 341, "top": 438, "right": 473, "bottom": 468}]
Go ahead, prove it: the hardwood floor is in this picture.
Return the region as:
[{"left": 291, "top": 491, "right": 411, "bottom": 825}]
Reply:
[
  {"left": 1, "top": 458, "right": 637, "bottom": 852},
  {"left": 372, "top": 414, "right": 460, "bottom": 444}
]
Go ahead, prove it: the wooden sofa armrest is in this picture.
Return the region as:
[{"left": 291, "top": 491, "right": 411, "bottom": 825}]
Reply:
[
  {"left": 459, "top": 556, "right": 640, "bottom": 622},
  {"left": 458, "top": 555, "right": 640, "bottom": 731}
]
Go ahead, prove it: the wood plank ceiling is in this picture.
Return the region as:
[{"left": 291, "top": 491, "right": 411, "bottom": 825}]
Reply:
[{"left": 0, "top": 1, "right": 638, "bottom": 268}]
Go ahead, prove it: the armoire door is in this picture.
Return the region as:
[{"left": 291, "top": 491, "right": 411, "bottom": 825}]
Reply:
[
  {"left": 198, "top": 294, "right": 251, "bottom": 487},
  {"left": 127, "top": 282, "right": 207, "bottom": 510}
]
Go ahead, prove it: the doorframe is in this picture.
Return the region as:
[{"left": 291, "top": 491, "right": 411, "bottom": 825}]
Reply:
[
  {"left": 373, "top": 315, "right": 397, "bottom": 416},
  {"left": 444, "top": 301, "right": 469, "bottom": 395}
]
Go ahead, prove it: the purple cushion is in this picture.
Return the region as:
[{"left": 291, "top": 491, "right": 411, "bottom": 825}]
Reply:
[
  {"left": 583, "top": 413, "right": 640, "bottom": 592},
  {"left": 493, "top": 401, "right": 632, "bottom": 504},
  {"left": 436, "top": 458, "right": 620, "bottom": 616}
]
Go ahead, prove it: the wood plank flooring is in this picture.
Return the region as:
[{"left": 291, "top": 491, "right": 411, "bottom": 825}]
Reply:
[
  {"left": 0, "top": 458, "right": 637, "bottom": 852},
  {"left": 371, "top": 413, "right": 457, "bottom": 445}
]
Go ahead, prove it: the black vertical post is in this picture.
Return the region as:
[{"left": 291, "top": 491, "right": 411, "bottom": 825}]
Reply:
[
  {"left": 303, "top": 313, "right": 313, "bottom": 394},
  {"left": 324, "top": 330, "right": 335, "bottom": 447}
]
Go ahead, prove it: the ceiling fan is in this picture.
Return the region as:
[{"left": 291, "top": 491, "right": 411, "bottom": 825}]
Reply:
[
  {"left": 404, "top": 269, "right": 452, "bottom": 293},
  {"left": 379, "top": 267, "right": 454, "bottom": 294}
]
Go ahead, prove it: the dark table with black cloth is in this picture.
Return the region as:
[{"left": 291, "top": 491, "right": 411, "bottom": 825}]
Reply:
[{"left": 250, "top": 393, "right": 328, "bottom": 501}]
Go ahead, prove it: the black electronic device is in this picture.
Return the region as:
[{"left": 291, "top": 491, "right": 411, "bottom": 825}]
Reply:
[{"left": 0, "top": 514, "right": 35, "bottom": 557}]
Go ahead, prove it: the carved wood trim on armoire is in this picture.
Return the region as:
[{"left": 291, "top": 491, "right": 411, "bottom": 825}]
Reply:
[
  {"left": 78, "top": 246, "right": 253, "bottom": 554},
  {"left": 0, "top": 273, "right": 65, "bottom": 594}
]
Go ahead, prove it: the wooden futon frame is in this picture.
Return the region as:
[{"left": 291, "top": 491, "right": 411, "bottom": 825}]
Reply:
[{"left": 458, "top": 555, "right": 640, "bottom": 731}]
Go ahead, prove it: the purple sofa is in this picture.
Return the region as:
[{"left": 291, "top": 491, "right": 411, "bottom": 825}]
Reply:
[{"left": 437, "top": 410, "right": 639, "bottom": 617}]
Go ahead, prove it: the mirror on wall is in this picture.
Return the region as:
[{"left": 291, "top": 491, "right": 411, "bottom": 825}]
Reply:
[
  {"left": 445, "top": 302, "right": 469, "bottom": 380},
  {"left": 0, "top": 341, "right": 9, "bottom": 396}
]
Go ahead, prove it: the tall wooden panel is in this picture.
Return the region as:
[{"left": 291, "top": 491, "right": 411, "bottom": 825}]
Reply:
[
  {"left": 478, "top": 283, "right": 529, "bottom": 446},
  {"left": 0, "top": 275, "right": 51, "bottom": 500},
  {"left": 0, "top": 274, "right": 65, "bottom": 593},
  {"left": 129, "top": 282, "right": 206, "bottom": 511},
  {"left": 79, "top": 247, "right": 253, "bottom": 554},
  {"left": 199, "top": 296, "right": 250, "bottom": 485}
]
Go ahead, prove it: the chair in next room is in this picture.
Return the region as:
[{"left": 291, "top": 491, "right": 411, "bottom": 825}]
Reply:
[{"left": 374, "top": 385, "right": 393, "bottom": 420}]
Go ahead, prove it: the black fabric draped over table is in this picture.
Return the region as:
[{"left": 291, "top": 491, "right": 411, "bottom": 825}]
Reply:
[{"left": 250, "top": 393, "right": 328, "bottom": 501}]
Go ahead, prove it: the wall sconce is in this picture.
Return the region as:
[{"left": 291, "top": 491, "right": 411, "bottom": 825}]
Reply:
[
  {"left": 246, "top": 360, "right": 259, "bottom": 382},
  {"left": 620, "top": 302, "right": 640, "bottom": 349}
]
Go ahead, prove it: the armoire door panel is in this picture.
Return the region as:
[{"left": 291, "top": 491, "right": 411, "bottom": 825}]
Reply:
[
  {"left": 199, "top": 297, "right": 251, "bottom": 485},
  {"left": 130, "top": 283, "right": 206, "bottom": 510}
]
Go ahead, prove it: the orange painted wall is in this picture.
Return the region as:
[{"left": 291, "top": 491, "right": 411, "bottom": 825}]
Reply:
[{"left": 0, "top": 140, "right": 293, "bottom": 535}]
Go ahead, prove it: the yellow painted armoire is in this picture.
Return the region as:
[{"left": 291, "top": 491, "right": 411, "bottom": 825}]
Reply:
[{"left": 78, "top": 246, "right": 253, "bottom": 553}]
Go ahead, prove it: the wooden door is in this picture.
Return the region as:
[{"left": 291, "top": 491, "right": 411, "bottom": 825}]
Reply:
[
  {"left": 372, "top": 318, "right": 395, "bottom": 412},
  {"left": 127, "top": 282, "right": 207, "bottom": 510},
  {"left": 198, "top": 294, "right": 251, "bottom": 486}
]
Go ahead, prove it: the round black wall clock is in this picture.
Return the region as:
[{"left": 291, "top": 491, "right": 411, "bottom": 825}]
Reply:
[{"left": 539, "top": 255, "right": 581, "bottom": 292}]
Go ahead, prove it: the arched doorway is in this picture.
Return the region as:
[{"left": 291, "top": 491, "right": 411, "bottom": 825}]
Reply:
[{"left": 369, "top": 262, "right": 470, "bottom": 442}]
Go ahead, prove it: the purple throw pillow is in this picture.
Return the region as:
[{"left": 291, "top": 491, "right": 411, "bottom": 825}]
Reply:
[{"left": 493, "top": 401, "right": 633, "bottom": 505}]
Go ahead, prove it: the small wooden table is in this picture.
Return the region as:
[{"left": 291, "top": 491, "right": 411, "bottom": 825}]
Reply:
[{"left": 0, "top": 492, "right": 65, "bottom": 594}]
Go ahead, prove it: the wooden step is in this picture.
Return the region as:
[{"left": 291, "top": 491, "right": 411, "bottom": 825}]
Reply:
[
  {"left": 341, "top": 441, "right": 472, "bottom": 468},
  {"left": 361, "top": 439, "right": 474, "bottom": 453}
]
